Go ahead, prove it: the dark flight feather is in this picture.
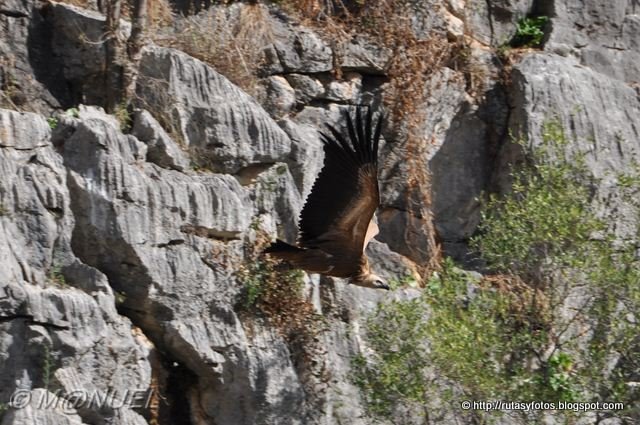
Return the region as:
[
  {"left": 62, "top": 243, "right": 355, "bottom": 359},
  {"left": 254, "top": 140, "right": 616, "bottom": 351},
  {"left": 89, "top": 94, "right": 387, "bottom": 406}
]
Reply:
[
  {"left": 264, "top": 107, "right": 387, "bottom": 287},
  {"left": 297, "top": 108, "right": 382, "bottom": 254}
]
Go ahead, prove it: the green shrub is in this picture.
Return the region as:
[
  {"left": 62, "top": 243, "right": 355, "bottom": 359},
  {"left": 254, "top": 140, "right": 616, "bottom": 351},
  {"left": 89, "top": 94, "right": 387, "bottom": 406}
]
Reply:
[
  {"left": 353, "top": 121, "right": 639, "bottom": 423},
  {"left": 511, "top": 16, "right": 549, "bottom": 48},
  {"left": 352, "top": 296, "right": 430, "bottom": 420},
  {"left": 236, "top": 226, "right": 322, "bottom": 349},
  {"left": 0, "top": 402, "right": 7, "bottom": 421},
  {"left": 42, "top": 343, "right": 55, "bottom": 390},
  {"left": 471, "top": 121, "right": 603, "bottom": 283},
  {"left": 47, "top": 117, "right": 58, "bottom": 129},
  {"left": 48, "top": 265, "right": 68, "bottom": 288},
  {"left": 471, "top": 121, "right": 639, "bottom": 416}
]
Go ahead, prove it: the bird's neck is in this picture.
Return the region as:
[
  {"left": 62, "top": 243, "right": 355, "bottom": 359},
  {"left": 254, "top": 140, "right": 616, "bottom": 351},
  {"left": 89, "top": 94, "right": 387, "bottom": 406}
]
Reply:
[{"left": 353, "top": 256, "right": 371, "bottom": 281}]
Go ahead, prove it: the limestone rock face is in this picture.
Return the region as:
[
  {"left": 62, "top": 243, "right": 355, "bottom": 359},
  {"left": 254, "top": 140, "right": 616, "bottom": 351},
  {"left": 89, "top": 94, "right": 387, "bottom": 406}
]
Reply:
[
  {"left": 271, "top": 24, "right": 333, "bottom": 74},
  {"left": 1, "top": 0, "right": 639, "bottom": 424},
  {"left": 463, "top": 0, "right": 535, "bottom": 45},
  {"left": 47, "top": 1, "right": 131, "bottom": 107},
  {"left": 131, "top": 109, "right": 191, "bottom": 172},
  {"left": 0, "top": 109, "right": 151, "bottom": 425},
  {"left": 0, "top": 389, "right": 85, "bottom": 425},
  {"left": 137, "top": 46, "right": 293, "bottom": 175},
  {"left": 0, "top": 0, "right": 67, "bottom": 112},
  {"left": 545, "top": 0, "right": 640, "bottom": 83},
  {"left": 502, "top": 53, "right": 640, "bottom": 240}
]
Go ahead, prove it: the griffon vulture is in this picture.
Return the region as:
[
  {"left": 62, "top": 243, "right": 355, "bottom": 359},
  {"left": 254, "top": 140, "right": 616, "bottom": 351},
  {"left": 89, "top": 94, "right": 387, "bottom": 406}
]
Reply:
[{"left": 265, "top": 108, "right": 388, "bottom": 290}]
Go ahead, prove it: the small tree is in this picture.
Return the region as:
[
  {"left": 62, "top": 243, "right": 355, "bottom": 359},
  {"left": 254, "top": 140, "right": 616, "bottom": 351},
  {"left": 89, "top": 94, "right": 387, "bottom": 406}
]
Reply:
[
  {"left": 353, "top": 122, "right": 640, "bottom": 424},
  {"left": 103, "top": 0, "right": 148, "bottom": 113}
]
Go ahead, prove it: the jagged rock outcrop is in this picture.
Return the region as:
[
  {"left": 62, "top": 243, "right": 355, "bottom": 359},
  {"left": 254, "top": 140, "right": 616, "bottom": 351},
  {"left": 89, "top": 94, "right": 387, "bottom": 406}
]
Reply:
[
  {"left": 131, "top": 109, "right": 191, "bottom": 172},
  {"left": 0, "top": 109, "right": 152, "bottom": 425},
  {"left": 0, "top": 100, "right": 417, "bottom": 424},
  {"left": 58, "top": 104, "right": 306, "bottom": 423},
  {"left": 136, "top": 46, "right": 294, "bottom": 175},
  {"left": 1, "top": 4, "right": 419, "bottom": 420},
  {"left": 545, "top": 0, "right": 640, "bottom": 84}
]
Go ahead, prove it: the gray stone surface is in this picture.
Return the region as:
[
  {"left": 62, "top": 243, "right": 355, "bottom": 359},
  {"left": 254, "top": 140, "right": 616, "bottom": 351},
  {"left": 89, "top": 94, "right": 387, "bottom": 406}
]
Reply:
[
  {"left": 323, "top": 72, "right": 363, "bottom": 103},
  {"left": 340, "top": 38, "right": 392, "bottom": 74},
  {"left": 260, "top": 76, "right": 296, "bottom": 118},
  {"left": 285, "top": 74, "right": 326, "bottom": 103},
  {"left": 377, "top": 69, "right": 473, "bottom": 263},
  {"left": 47, "top": 2, "right": 131, "bottom": 106},
  {"left": 131, "top": 109, "right": 191, "bottom": 172},
  {"left": 0, "top": 0, "right": 66, "bottom": 113},
  {"left": 545, "top": 0, "right": 640, "bottom": 84},
  {"left": 463, "top": 0, "right": 534, "bottom": 46},
  {"left": 508, "top": 54, "right": 640, "bottom": 168},
  {"left": 278, "top": 111, "right": 327, "bottom": 199},
  {"left": 55, "top": 105, "right": 308, "bottom": 424},
  {"left": 1, "top": 389, "right": 85, "bottom": 425},
  {"left": 269, "top": 21, "right": 333, "bottom": 74},
  {"left": 2, "top": 0, "right": 639, "bottom": 424},
  {"left": 503, "top": 53, "right": 640, "bottom": 240},
  {"left": 137, "top": 46, "right": 293, "bottom": 175},
  {"left": 0, "top": 109, "right": 152, "bottom": 425}
]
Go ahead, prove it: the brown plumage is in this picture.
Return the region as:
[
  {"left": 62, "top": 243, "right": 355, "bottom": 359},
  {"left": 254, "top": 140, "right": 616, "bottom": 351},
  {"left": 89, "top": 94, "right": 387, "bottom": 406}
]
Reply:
[{"left": 265, "top": 108, "right": 388, "bottom": 290}]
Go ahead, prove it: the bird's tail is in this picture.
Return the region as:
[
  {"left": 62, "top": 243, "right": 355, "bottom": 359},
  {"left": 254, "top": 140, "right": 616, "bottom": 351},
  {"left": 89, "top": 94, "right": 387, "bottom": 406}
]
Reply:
[
  {"left": 264, "top": 240, "right": 335, "bottom": 274},
  {"left": 263, "top": 239, "right": 304, "bottom": 260}
]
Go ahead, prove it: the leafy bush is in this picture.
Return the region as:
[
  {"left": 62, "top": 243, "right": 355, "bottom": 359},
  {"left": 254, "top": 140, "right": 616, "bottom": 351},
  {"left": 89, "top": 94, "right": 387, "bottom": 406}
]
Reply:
[
  {"left": 353, "top": 122, "right": 640, "bottom": 423},
  {"left": 471, "top": 122, "right": 639, "bottom": 416},
  {"left": 470, "top": 122, "right": 640, "bottom": 418},
  {"left": 511, "top": 16, "right": 549, "bottom": 48},
  {"left": 352, "top": 296, "right": 430, "bottom": 420},
  {"left": 236, "top": 224, "right": 322, "bottom": 349},
  {"left": 471, "top": 121, "right": 603, "bottom": 283},
  {"left": 47, "top": 117, "right": 58, "bottom": 129}
]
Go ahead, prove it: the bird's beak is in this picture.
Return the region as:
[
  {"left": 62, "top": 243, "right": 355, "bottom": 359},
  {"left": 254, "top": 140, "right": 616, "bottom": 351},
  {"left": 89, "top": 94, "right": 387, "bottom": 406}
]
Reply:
[
  {"left": 375, "top": 280, "right": 390, "bottom": 290},
  {"left": 350, "top": 275, "right": 390, "bottom": 290}
]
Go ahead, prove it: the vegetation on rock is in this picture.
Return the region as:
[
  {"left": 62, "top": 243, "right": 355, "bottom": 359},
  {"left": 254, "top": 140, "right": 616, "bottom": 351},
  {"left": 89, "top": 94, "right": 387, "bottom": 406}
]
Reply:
[
  {"left": 511, "top": 16, "right": 549, "bottom": 48},
  {"left": 237, "top": 221, "right": 323, "bottom": 353},
  {"left": 354, "top": 122, "right": 640, "bottom": 423}
]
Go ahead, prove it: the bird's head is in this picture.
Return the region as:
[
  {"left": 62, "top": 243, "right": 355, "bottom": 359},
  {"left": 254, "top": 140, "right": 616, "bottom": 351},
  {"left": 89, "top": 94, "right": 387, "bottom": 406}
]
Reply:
[{"left": 352, "top": 272, "right": 390, "bottom": 290}]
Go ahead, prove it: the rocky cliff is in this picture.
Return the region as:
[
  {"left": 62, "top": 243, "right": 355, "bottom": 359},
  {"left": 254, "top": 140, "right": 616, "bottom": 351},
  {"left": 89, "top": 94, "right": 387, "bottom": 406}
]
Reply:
[{"left": 0, "top": 0, "right": 638, "bottom": 424}]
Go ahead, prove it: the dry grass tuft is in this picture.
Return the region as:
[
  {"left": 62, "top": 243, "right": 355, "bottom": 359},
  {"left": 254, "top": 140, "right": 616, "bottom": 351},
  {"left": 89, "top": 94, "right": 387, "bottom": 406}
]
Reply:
[
  {"left": 273, "top": 0, "right": 452, "bottom": 275},
  {"left": 153, "top": 4, "right": 273, "bottom": 94},
  {"left": 481, "top": 274, "right": 552, "bottom": 333},
  {"left": 236, "top": 223, "right": 329, "bottom": 409},
  {"left": 147, "top": 0, "right": 174, "bottom": 31},
  {"left": 236, "top": 224, "right": 324, "bottom": 356}
]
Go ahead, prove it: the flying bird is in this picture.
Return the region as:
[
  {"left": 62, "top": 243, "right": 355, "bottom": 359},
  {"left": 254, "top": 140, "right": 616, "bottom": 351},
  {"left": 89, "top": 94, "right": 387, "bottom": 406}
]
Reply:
[{"left": 265, "top": 108, "right": 388, "bottom": 290}]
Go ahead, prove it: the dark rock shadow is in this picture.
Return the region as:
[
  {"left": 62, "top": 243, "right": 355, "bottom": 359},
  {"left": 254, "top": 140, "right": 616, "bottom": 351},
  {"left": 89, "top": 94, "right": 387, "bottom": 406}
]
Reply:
[
  {"left": 429, "top": 84, "right": 509, "bottom": 269},
  {"left": 26, "top": 3, "right": 74, "bottom": 109}
]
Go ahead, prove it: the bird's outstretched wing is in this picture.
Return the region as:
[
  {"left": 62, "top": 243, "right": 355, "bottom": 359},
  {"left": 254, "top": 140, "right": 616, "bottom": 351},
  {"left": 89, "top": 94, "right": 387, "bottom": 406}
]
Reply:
[{"left": 298, "top": 108, "right": 382, "bottom": 253}]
